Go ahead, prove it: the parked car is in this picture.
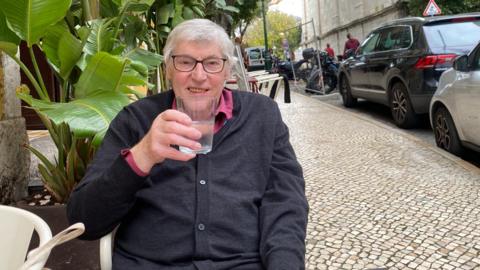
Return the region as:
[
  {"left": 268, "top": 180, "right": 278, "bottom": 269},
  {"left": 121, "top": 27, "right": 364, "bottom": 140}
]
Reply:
[
  {"left": 338, "top": 13, "right": 480, "bottom": 128},
  {"left": 245, "top": 46, "right": 266, "bottom": 71},
  {"left": 429, "top": 41, "right": 480, "bottom": 156}
]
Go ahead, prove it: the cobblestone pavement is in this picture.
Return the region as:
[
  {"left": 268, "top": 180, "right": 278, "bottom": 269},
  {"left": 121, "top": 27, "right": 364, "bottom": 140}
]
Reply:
[{"left": 277, "top": 91, "right": 480, "bottom": 270}]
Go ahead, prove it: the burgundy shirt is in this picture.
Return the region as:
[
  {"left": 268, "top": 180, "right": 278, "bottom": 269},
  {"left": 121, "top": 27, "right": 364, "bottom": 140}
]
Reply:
[{"left": 344, "top": 38, "right": 360, "bottom": 54}]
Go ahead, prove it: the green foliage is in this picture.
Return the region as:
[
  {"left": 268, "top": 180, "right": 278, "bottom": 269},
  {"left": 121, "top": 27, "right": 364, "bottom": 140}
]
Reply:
[
  {"left": 25, "top": 121, "right": 96, "bottom": 203},
  {"left": 148, "top": 0, "right": 206, "bottom": 42},
  {"left": 0, "top": 0, "right": 175, "bottom": 202},
  {"left": 230, "top": 0, "right": 261, "bottom": 37},
  {"left": 244, "top": 10, "right": 301, "bottom": 58},
  {"left": 0, "top": 0, "right": 72, "bottom": 47},
  {"left": 202, "top": 0, "right": 243, "bottom": 35},
  {"left": 407, "top": 0, "right": 480, "bottom": 16}
]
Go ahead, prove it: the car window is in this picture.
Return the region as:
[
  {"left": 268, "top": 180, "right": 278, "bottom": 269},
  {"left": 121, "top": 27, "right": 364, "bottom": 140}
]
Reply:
[
  {"left": 376, "top": 26, "right": 411, "bottom": 52},
  {"left": 474, "top": 48, "right": 480, "bottom": 70},
  {"left": 249, "top": 49, "right": 262, "bottom": 60},
  {"left": 359, "top": 32, "right": 380, "bottom": 54},
  {"left": 396, "top": 26, "right": 412, "bottom": 49},
  {"left": 424, "top": 20, "right": 480, "bottom": 54}
]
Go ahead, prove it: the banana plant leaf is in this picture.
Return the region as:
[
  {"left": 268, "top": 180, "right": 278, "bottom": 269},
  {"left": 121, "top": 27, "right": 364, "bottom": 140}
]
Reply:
[
  {"left": 17, "top": 90, "right": 130, "bottom": 142},
  {"left": 58, "top": 31, "right": 84, "bottom": 79},
  {"left": 83, "top": 18, "right": 116, "bottom": 56},
  {"left": 75, "top": 51, "right": 129, "bottom": 98},
  {"left": 157, "top": 3, "right": 174, "bottom": 25},
  {"left": 0, "top": 0, "right": 72, "bottom": 47},
  {"left": 214, "top": 0, "right": 239, "bottom": 13},
  {"left": 125, "top": 0, "right": 155, "bottom": 7},
  {"left": 0, "top": 11, "right": 20, "bottom": 55},
  {"left": 100, "top": 0, "right": 120, "bottom": 17},
  {"left": 170, "top": 2, "right": 185, "bottom": 27},
  {"left": 124, "top": 15, "right": 150, "bottom": 49},
  {"left": 41, "top": 24, "right": 69, "bottom": 73},
  {"left": 42, "top": 23, "right": 84, "bottom": 79},
  {"left": 124, "top": 48, "right": 163, "bottom": 70},
  {"left": 122, "top": 3, "right": 151, "bottom": 13},
  {"left": 190, "top": 5, "right": 204, "bottom": 17},
  {"left": 182, "top": 6, "right": 195, "bottom": 19}
]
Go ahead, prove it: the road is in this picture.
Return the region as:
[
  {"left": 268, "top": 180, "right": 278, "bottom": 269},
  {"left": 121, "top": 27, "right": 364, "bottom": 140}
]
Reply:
[{"left": 288, "top": 83, "right": 480, "bottom": 168}]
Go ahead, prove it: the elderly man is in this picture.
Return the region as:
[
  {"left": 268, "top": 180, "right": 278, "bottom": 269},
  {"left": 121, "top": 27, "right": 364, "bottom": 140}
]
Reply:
[{"left": 67, "top": 19, "right": 308, "bottom": 270}]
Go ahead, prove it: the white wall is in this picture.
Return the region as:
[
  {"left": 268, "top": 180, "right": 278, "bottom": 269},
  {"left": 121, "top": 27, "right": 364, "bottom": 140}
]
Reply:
[{"left": 303, "top": 0, "right": 406, "bottom": 58}]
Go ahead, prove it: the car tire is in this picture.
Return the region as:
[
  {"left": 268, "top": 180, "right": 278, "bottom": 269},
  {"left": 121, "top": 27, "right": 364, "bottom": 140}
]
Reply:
[
  {"left": 433, "top": 106, "right": 464, "bottom": 156},
  {"left": 339, "top": 75, "right": 357, "bottom": 107},
  {"left": 389, "top": 82, "right": 418, "bottom": 129}
]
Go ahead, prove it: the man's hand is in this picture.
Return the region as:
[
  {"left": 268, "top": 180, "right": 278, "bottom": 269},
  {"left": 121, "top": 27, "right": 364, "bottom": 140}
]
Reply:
[{"left": 130, "top": 109, "right": 202, "bottom": 173}]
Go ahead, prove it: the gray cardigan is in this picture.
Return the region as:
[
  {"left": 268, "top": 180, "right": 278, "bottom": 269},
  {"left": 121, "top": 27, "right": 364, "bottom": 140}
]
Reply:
[{"left": 67, "top": 89, "right": 308, "bottom": 270}]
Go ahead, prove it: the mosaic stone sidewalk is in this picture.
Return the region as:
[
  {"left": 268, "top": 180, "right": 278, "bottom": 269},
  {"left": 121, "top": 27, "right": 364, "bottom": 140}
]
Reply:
[{"left": 278, "top": 92, "right": 480, "bottom": 270}]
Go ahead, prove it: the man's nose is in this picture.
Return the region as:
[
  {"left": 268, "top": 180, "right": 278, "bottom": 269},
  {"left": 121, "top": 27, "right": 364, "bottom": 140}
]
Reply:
[{"left": 191, "top": 62, "right": 208, "bottom": 80}]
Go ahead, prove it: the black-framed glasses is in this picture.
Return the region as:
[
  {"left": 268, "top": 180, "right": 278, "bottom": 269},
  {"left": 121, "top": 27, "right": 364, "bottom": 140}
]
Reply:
[{"left": 171, "top": 55, "right": 227, "bottom": 73}]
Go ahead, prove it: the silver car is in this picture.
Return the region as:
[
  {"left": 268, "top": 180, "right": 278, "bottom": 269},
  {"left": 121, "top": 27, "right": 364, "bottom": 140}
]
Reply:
[{"left": 429, "top": 42, "right": 480, "bottom": 156}]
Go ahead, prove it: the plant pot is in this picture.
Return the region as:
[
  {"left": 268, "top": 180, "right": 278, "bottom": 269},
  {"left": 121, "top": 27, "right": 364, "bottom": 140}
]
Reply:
[{"left": 16, "top": 201, "right": 100, "bottom": 270}]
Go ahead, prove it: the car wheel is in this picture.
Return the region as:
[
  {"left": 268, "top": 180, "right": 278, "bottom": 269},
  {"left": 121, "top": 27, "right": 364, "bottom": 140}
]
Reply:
[
  {"left": 433, "top": 107, "right": 464, "bottom": 156},
  {"left": 339, "top": 75, "right": 357, "bottom": 107},
  {"left": 390, "top": 82, "right": 418, "bottom": 128}
]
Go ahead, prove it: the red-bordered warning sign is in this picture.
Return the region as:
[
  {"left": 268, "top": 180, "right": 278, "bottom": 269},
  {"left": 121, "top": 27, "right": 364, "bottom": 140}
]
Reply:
[{"left": 423, "top": 0, "right": 442, "bottom": 16}]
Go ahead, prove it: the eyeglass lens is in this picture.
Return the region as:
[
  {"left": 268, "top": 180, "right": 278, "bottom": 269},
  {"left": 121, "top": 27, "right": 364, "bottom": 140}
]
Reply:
[{"left": 173, "top": 55, "right": 225, "bottom": 73}]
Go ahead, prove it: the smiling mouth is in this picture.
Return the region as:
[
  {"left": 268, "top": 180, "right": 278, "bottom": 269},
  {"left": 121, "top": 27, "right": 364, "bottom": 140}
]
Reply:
[{"left": 188, "top": 87, "right": 208, "bottom": 93}]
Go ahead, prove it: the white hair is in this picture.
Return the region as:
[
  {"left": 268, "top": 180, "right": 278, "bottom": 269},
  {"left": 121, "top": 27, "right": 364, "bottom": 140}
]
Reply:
[{"left": 163, "top": 19, "right": 236, "bottom": 69}]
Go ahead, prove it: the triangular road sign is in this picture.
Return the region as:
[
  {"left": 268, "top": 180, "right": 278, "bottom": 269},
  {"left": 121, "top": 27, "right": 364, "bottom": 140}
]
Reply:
[{"left": 423, "top": 0, "right": 442, "bottom": 16}]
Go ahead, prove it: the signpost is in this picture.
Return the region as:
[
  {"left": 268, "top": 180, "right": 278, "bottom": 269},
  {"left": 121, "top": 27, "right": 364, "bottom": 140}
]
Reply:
[{"left": 423, "top": 0, "right": 441, "bottom": 17}]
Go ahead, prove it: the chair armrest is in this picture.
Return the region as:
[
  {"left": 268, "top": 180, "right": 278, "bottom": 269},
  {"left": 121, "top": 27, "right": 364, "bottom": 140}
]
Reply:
[
  {"left": 20, "top": 223, "right": 84, "bottom": 270},
  {"left": 99, "top": 231, "right": 114, "bottom": 270}
]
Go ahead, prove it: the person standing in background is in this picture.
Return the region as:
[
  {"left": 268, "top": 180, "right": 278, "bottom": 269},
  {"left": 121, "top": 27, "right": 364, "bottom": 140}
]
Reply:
[
  {"left": 325, "top": 43, "right": 335, "bottom": 59},
  {"left": 343, "top": 33, "right": 360, "bottom": 58}
]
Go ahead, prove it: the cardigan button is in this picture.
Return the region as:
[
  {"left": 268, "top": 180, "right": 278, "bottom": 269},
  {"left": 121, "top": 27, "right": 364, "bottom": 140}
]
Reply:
[
  {"left": 198, "top": 223, "right": 206, "bottom": 231},
  {"left": 199, "top": 180, "right": 206, "bottom": 185}
]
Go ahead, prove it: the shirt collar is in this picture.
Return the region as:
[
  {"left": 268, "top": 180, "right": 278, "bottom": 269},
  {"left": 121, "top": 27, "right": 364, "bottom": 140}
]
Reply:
[
  {"left": 217, "top": 88, "right": 233, "bottom": 120},
  {"left": 171, "top": 88, "right": 234, "bottom": 120}
]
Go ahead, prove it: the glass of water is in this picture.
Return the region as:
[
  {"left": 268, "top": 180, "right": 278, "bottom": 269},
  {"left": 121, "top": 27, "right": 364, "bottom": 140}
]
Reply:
[{"left": 176, "top": 95, "right": 217, "bottom": 154}]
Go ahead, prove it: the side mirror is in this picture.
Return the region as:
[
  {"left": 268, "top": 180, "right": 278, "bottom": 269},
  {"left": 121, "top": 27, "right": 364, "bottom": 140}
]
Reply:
[{"left": 453, "top": 55, "right": 469, "bottom": 72}]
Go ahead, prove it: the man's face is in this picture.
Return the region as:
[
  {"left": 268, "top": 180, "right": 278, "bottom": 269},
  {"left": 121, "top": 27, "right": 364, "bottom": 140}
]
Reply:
[{"left": 167, "top": 40, "right": 230, "bottom": 101}]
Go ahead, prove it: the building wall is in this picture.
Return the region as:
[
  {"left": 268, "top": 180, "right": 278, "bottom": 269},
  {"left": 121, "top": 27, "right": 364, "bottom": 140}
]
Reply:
[{"left": 302, "top": 0, "right": 407, "bottom": 58}]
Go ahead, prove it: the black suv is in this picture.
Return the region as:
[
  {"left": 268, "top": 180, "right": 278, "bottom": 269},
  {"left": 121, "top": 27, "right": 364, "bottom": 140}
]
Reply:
[{"left": 338, "top": 13, "right": 480, "bottom": 128}]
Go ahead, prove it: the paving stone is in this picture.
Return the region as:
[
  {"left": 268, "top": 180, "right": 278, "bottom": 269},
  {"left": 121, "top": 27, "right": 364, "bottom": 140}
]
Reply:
[{"left": 276, "top": 91, "right": 480, "bottom": 269}]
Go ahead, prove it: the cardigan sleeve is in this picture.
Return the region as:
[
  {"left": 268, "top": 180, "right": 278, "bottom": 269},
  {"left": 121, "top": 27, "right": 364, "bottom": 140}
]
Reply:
[
  {"left": 67, "top": 108, "right": 149, "bottom": 240},
  {"left": 259, "top": 103, "right": 309, "bottom": 270}
]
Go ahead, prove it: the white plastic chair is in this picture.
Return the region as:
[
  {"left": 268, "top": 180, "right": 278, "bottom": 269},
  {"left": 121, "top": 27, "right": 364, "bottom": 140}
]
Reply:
[
  {"left": 0, "top": 205, "right": 85, "bottom": 270},
  {"left": 0, "top": 205, "right": 52, "bottom": 270},
  {"left": 99, "top": 230, "right": 115, "bottom": 270}
]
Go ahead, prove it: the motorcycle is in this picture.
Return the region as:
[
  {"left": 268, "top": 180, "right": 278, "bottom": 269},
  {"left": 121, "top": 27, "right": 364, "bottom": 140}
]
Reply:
[
  {"left": 305, "top": 50, "right": 339, "bottom": 94},
  {"left": 273, "top": 58, "right": 309, "bottom": 81}
]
